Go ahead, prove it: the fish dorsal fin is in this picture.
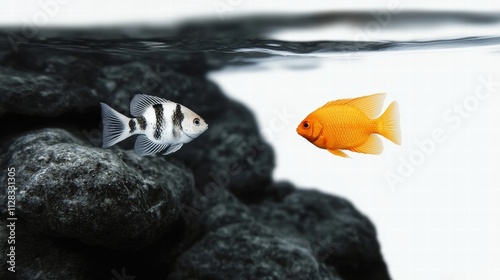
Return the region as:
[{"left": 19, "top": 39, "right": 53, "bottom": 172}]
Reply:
[
  {"left": 322, "top": 93, "right": 387, "bottom": 119},
  {"left": 130, "top": 94, "right": 171, "bottom": 117}
]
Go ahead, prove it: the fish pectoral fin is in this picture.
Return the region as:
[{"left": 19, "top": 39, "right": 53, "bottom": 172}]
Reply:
[
  {"left": 350, "top": 135, "right": 383, "bottom": 155},
  {"left": 134, "top": 135, "right": 168, "bottom": 156},
  {"left": 322, "top": 93, "right": 386, "bottom": 119},
  {"left": 163, "top": 143, "right": 183, "bottom": 155},
  {"left": 327, "top": 149, "right": 350, "bottom": 158},
  {"left": 130, "top": 94, "right": 172, "bottom": 117}
]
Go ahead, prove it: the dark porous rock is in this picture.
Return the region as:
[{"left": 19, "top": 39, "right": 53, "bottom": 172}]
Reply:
[
  {"left": 179, "top": 185, "right": 256, "bottom": 237},
  {"left": 168, "top": 182, "right": 390, "bottom": 280},
  {"left": 0, "top": 221, "right": 104, "bottom": 280},
  {"left": 0, "top": 128, "right": 194, "bottom": 250},
  {"left": 250, "top": 182, "right": 391, "bottom": 280},
  {"left": 0, "top": 65, "right": 102, "bottom": 117},
  {"left": 168, "top": 222, "right": 342, "bottom": 280},
  {"left": 192, "top": 187, "right": 255, "bottom": 231},
  {"left": 2, "top": 52, "right": 103, "bottom": 86}
]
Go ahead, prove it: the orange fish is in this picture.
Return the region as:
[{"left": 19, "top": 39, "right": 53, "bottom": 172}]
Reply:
[{"left": 296, "top": 93, "right": 401, "bottom": 158}]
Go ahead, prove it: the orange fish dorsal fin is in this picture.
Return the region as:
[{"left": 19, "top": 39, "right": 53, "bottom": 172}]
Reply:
[{"left": 321, "top": 93, "right": 387, "bottom": 119}]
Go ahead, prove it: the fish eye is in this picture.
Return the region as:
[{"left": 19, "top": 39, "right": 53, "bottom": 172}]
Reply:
[
  {"left": 303, "top": 121, "right": 310, "bottom": 129},
  {"left": 193, "top": 118, "right": 201, "bottom": 126}
]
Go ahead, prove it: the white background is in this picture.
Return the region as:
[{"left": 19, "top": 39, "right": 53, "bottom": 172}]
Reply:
[
  {"left": 210, "top": 50, "right": 500, "bottom": 280},
  {"left": 2, "top": 1, "right": 500, "bottom": 280},
  {"left": 2, "top": 0, "right": 500, "bottom": 26}
]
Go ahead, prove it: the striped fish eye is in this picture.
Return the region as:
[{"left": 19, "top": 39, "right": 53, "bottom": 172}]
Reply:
[
  {"left": 193, "top": 118, "right": 201, "bottom": 126},
  {"left": 303, "top": 121, "right": 310, "bottom": 129}
]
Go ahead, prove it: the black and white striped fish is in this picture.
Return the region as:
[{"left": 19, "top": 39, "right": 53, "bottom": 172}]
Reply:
[{"left": 100, "top": 94, "right": 208, "bottom": 156}]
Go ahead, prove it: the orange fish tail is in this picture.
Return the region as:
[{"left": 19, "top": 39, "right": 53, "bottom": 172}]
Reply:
[{"left": 377, "top": 101, "right": 401, "bottom": 145}]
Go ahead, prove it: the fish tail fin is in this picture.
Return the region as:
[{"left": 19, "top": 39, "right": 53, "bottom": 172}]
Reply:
[
  {"left": 377, "top": 101, "right": 401, "bottom": 145},
  {"left": 100, "top": 102, "right": 132, "bottom": 148}
]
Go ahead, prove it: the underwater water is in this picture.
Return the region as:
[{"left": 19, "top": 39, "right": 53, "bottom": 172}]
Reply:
[
  {"left": 209, "top": 12, "right": 500, "bottom": 280},
  {"left": 0, "top": 10, "right": 499, "bottom": 280}
]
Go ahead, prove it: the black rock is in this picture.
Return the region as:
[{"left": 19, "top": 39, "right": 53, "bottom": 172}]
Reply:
[
  {"left": 0, "top": 128, "right": 194, "bottom": 250},
  {"left": 169, "top": 182, "right": 390, "bottom": 280},
  {"left": 168, "top": 222, "right": 342, "bottom": 280},
  {"left": 0, "top": 220, "right": 105, "bottom": 280},
  {"left": 0, "top": 59, "right": 103, "bottom": 117},
  {"left": 250, "top": 182, "right": 392, "bottom": 280}
]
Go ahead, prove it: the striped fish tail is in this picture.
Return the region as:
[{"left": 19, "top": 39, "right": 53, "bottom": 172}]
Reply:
[{"left": 100, "top": 103, "right": 134, "bottom": 148}]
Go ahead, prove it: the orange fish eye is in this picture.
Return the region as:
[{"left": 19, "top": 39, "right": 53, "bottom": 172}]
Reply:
[{"left": 303, "top": 121, "right": 310, "bottom": 129}]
